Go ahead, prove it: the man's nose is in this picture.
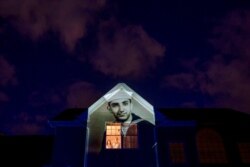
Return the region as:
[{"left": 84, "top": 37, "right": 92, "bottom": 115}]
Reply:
[{"left": 119, "top": 105, "right": 124, "bottom": 112}]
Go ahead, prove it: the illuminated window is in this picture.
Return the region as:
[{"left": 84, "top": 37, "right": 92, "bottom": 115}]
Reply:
[
  {"left": 169, "top": 142, "right": 186, "bottom": 164},
  {"left": 197, "top": 129, "right": 228, "bottom": 164},
  {"left": 106, "top": 122, "right": 121, "bottom": 149},
  {"left": 105, "top": 122, "right": 138, "bottom": 149},
  {"left": 238, "top": 143, "right": 250, "bottom": 163}
]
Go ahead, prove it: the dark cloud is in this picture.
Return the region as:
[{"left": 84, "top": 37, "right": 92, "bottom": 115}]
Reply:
[
  {"left": 163, "top": 10, "right": 250, "bottom": 113},
  {"left": 0, "top": 92, "right": 9, "bottom": 102},
  {"left": 8, "top": 81, "right": 99, "bottom": 135},
  {"left": 201, "top": 10, "right": 250, "bottom": 112},
  {"left": 28, "top": 90, "right": 62, "bottom": 107},
  {"left": 90, "top": 20, "right": 166, "bottom": 78},
  {"left": 201, "top": 58, "right": 250, "bottom": 112},
  {"left": 0, "top": 56, "right": 17, "bottom": 86},
  {"left": 210, "top": 9, "right": 250, "bottom": 58},
  {"left": 0, "top": 1, "right": 165, "bottom": 79},
  {"left": 0, "top": 56, "right": 17, "bottom": 104},
  {"left": 0, "top": 0, "right": 106, "bottom": 51},
  {"left": 164, "top": 73, "right": 197, "bottom": 90},
  {"left": 9, "top": 123, "right": 42, "bottom": 135},
  {"left": 7, "top": 89, "right": 63, "bottom": 134},
  {"left": 6, "top": 112, "right": 48, "bottom": 135},
  {"left": 181, "top": 101, "right": 198, "bottom": 108},
  {"left": 67, "top": 81, "right": 102, "bottom": 108}
]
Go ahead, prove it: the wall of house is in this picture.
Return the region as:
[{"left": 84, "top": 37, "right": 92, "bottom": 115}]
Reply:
[
  {"left": 52, "top": 126, "right": 86, "bottom": 167},
  {"left": 157, "top": 126, "right": 197, "bottom": 167}
]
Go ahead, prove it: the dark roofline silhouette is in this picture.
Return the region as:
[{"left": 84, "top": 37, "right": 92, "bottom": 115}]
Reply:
[{"left": 49, "top": 107, "right": 250, "bottom": 127}]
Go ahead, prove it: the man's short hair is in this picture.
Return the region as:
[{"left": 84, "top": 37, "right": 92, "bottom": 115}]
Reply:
[
  {"left": 104, "top": 89, "right": 133, "bottom": 102},
  {"left": 108, "top": 99, "right": 131, "bottom": 107}
]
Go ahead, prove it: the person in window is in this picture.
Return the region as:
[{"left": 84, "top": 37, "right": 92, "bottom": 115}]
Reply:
[
  {"left": 99, "top": 90, "right": 157, "bottom": 167},
  {"left": 106, "top": 139, "right": 113, "bottom": 149},
  {"left": 112, "top": 137, "right": 121, "bottom": 149}
]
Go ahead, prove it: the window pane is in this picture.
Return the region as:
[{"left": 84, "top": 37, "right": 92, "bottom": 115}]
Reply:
[
  {"left": 105, "top": 122, "right": 138, "bottom": 149},
  {"left": 238, "top": 143, "right": 250, "bottom": 163},
  {"left": 106, "top": 136, "right": 121, "bottom": 149},
  {"left": 197, "top": 129, "right": 227, "bottom": 164},
  {"left": 123, "top": 136, "right": 138, "bottom": 149},
  {"left": 169, "top": 142, "right": 186, "bottom": 164}
]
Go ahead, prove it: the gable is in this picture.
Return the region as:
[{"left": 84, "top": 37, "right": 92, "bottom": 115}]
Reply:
[
  {"left": 88, "top": 83, "right": 155, "bottom": 124},
  {"left": 86, "top": 83, "right": 155, "bottom": 153}
]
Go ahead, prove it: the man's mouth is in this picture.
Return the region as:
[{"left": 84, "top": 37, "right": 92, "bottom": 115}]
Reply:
[{"left": 117, "top": 113, "right": 126, "bottom": 117}]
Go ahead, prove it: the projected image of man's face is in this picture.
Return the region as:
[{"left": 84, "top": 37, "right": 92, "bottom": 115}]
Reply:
[{"left": 109, "top": 98, "right": 132, "bottom": 122}]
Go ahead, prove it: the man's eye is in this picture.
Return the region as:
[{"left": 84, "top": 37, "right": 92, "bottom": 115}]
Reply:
[
  {"left": 111, "top": 103, "right": 118, "bottom": 108},
  {"left": 123, "top": 102, "right": 129, "bottom": 105}
]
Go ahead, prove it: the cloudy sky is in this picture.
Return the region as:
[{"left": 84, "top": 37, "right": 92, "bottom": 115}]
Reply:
[{"left": 0, "top": 0, "right": 250, "bottom": 135}]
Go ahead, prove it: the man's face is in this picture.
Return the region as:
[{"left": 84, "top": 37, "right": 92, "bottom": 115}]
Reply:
[{"left": 109, "top": 98, "right": 132, "bottom": 122}]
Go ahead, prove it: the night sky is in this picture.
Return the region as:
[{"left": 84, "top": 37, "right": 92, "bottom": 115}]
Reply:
[{"left": 0, "top": 0, "right": 250, "bottom": 135}]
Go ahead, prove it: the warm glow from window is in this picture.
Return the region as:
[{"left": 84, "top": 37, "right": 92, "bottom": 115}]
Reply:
[
  {"left": 197, "top": 129, "right": 227, "bottom": 164},
  {"left": 238, "top": 143, "right": 250, "bottom": 163},
  {"left": 169, "top": 142, "right": 186, "bottom": 164},
  {"left": 105, "top": 122, "right": 138, "bottom": 149}
]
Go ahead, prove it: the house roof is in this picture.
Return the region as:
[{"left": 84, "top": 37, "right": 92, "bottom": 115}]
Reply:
[
  {"left": 51, "top": 108, "right": 86, "bottom": 121},
  {"left": 158, "top": 108, "right": 250, "bottom": 126}
]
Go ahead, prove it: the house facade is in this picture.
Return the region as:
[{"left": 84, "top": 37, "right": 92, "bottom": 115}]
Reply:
[{"left": 49, "top": 83, "right": 250, "bottom": 167}]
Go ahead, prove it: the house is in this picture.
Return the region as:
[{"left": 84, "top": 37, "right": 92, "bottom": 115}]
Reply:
[
  {"left": 1, "top": 83, "right": 249, "bottom": 167},
  {"left": 49, "top": 83, "right": 250, "bottom": 167}
]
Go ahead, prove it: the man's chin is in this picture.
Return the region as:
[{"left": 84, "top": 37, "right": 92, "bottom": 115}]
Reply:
[{"left": 117, "top": 116, "right": 128, "bottom": 121}]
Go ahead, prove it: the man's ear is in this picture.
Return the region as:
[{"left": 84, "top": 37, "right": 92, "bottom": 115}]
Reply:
[
  {"left": 130, "top": 101, "right": 133, "bottom": 111},
  {"left": 107, "top": 105, "right": 110, "bottom": 111},
  {"left": 107, "top": 105, "right": 111, "bottom": 112}
]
